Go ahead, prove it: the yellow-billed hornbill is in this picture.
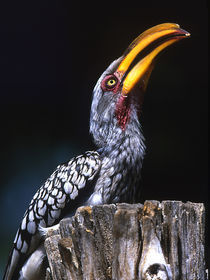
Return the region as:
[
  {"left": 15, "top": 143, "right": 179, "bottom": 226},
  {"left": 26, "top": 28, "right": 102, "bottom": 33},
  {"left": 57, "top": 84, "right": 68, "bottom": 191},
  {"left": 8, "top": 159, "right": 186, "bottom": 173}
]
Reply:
[{"left": 3, "top": 23, "right": 190, "bottom": 280}]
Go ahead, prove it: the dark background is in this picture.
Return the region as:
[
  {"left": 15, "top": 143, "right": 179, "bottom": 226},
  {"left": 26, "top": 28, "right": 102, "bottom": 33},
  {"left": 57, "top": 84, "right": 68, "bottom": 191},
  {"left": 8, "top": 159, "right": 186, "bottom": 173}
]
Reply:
[{"left": 0, "top": 0, "right": 208, "bottom": 276}]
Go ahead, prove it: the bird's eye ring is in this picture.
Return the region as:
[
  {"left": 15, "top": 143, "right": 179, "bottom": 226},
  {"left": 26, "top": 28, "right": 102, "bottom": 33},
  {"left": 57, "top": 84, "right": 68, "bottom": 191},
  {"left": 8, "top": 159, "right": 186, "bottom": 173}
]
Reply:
[{"left": 101, "top": 75, "right": 119, "bottom": 91}]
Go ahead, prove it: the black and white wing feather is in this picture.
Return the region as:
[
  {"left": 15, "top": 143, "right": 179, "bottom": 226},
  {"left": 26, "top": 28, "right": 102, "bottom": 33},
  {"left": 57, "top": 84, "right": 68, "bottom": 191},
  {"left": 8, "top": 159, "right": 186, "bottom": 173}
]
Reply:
[{"left": 3, "top": 150, "right": 101, "bottom": 280}]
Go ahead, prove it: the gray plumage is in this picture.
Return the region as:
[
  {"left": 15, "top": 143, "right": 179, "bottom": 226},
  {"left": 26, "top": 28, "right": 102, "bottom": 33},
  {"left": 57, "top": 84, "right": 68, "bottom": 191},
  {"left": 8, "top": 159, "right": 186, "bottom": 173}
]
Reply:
[{"left": 89, "top": 58, "right": 145, "bottom": 203}]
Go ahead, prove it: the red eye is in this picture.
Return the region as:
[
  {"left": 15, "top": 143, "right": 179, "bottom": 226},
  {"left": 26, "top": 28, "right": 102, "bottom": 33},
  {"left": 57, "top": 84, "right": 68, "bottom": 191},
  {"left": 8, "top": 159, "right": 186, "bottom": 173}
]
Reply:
[{"left": 101, "top": 75, "right": 119, "bottom": 91}]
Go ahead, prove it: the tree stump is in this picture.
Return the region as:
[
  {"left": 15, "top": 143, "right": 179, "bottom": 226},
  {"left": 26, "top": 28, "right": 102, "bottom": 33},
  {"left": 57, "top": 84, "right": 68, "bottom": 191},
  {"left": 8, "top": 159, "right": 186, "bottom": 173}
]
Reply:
[{"left": 44, "top": 201, "right": 207, "bottom": 280}]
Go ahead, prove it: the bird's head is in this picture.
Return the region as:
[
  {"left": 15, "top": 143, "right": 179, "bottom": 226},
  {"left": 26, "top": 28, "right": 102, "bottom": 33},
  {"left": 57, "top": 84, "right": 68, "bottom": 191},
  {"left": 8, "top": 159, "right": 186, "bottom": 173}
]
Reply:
[{"left": 90, "top": 23, "right": 190, "bottom": 148}]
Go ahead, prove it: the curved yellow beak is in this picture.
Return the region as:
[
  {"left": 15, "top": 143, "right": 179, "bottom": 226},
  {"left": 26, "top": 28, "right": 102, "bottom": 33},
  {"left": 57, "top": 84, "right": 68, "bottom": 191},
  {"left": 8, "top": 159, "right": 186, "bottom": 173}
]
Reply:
[{"left": 116, "top": 23, "right": 190, "bottom": 95}]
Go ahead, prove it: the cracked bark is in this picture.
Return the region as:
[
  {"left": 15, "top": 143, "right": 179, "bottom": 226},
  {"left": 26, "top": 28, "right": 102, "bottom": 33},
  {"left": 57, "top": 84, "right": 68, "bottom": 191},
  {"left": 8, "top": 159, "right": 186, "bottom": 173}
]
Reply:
[{"left": 44, "top": 201, "right": 207, "bottom": 280}]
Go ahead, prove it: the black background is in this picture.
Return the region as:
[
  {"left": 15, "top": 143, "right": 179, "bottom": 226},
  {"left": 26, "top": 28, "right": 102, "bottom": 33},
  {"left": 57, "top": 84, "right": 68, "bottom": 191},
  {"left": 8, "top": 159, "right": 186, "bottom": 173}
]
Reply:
[{"left": 0, "top": 0, "right": 208, "bottom": 275}]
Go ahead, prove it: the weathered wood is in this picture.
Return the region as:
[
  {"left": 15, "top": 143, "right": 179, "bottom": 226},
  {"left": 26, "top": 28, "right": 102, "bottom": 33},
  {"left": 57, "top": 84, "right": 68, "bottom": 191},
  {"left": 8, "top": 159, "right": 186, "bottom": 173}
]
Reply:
[
  {"left": 45, "top": 234, "right": 72, "bottom": 280},
  {"left": 44, "top": 201, "right": 207, "bottom": 280},
  {"left": 112, "top": 203, "right": 142, "bottom": 280}
]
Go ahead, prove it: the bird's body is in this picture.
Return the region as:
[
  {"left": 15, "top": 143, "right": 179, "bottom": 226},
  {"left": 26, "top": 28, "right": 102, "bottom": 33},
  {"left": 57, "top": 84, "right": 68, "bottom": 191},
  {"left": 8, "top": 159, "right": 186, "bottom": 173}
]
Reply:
[{"left": 3, "top": 23, "right": 190, "bottom": 280}]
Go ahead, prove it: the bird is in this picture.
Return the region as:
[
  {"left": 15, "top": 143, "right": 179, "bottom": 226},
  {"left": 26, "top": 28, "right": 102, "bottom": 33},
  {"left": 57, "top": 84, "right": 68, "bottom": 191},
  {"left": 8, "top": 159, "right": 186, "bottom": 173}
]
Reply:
[{"left": 3, "top": 23, "right": 190, "bottom": 280}]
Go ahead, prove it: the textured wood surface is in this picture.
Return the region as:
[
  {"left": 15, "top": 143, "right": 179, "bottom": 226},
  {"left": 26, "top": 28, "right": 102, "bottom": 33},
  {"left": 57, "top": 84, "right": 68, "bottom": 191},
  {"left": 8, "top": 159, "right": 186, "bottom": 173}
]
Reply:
[{"left": 44, "top": 201, "right": 207, "bottom": 280}]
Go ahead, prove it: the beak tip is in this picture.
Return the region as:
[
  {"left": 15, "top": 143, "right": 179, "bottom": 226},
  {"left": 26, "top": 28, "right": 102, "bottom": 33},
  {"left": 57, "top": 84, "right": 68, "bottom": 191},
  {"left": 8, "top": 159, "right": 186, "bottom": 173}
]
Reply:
[{"left": 179, "top": 28, "right": 191, "bottom": 37}]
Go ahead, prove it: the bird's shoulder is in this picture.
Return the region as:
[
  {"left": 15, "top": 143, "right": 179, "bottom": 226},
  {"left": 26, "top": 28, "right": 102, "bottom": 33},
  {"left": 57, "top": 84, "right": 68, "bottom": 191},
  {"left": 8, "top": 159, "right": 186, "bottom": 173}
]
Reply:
[{"left": 27, "top": 150, "right": 102, "bottom": 229}]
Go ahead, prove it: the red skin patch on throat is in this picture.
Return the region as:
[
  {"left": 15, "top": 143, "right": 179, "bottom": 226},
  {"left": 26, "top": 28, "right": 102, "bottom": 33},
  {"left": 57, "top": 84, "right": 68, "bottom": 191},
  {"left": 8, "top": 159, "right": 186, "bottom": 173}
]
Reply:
[{"left": 115, "top": 95, "right": 131, "bottom": 130}]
